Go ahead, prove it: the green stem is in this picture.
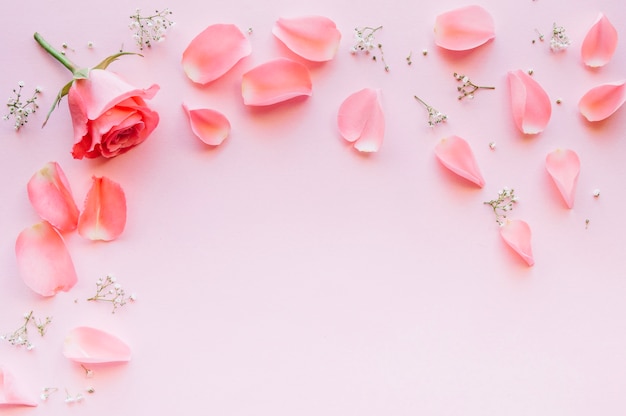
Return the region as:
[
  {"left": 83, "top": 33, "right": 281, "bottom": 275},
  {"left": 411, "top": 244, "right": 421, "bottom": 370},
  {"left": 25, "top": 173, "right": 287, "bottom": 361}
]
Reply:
[{"left": 33, "top": 33, "right": 78, "bottom": 74}]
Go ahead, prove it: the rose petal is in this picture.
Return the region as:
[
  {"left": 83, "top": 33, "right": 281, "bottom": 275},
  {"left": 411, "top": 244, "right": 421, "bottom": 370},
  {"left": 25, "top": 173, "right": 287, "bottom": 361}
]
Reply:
[
  {"left": 546, "top": 149, "right": 580, "bottom": 209},
  {"left": 508, "top": 69, "right": 552, "bottom": 134},
  {"left": 434, "top": 5, "right": 495, "bottom": 51},
  {"left": 27, "top": 161, "right": 79, "bottom": 232},
  {"left": 182, "top": 24, "right": 251, "bottom": 84},
  {"left": 0, "top": 367, "right": 37, "bottom": 407},
  {"left": 578, "top": 80, "right": 626, "bottom": 122},
  {"left": 78, "top": 176, "right": 127, "bottom": 241},
  {"left": 182, "top": 104, "right": 230, "bottom": 146},
  {"left": 337, "top": 88, "right": 384, "bottom": 152},
  {"left": 272, "top": 16, "right": 341, "bottom": 62},
  {"left": 434, "top": 135, "right": 485, "bottom": 187},
  {"left": 241, "top": 58, "right": 312, "bottom": 106},
  {"left": 15, "top": 221, "right": 78, "bottom": 297},
  {"left": 581, "top": 13, "right": 618, "bottom": 68},
  {"left": 63, "top": 327, "right": 131, "bottom": 364},
  {"left": 500, "top": 220, "right": 534, "bottom": 267}
]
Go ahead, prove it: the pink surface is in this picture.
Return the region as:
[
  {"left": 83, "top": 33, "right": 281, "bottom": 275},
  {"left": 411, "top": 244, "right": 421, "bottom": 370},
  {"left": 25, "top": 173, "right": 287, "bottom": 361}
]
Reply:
[{"left": 1, "top": 0, "right": 626, "bottom": 414}]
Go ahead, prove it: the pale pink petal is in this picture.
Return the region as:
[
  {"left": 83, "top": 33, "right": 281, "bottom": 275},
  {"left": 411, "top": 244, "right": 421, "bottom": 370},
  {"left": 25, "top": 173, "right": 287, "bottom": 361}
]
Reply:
[
  {"left": 182, "top": 24, "right": 252, "bottom": 84},
  {"left": 0, "top": 367, "right": 37, "bottom": 407},
  {"left": 337, "top": 88, "right": 384, "bottom": 152},
  {"left": 241, "top": 58, "right": 312, "bottom": 106},
  {"left": 15, "top": 221, "right": 78, "bottom": 297},
  {"left": 508, "top": 70, "right": 552, "bottom": 134},
  {"left": 434, "top": 135, "right": 485, "bottom": 187},
  {"left": 27, "top": 161, "right": 79, "bottom": 232},
  {"left": 434, "top": 5, "right": 495, "bottom": 51},
  {"left": 500, "top": 220, "right": 534, "bottom": 267},
  {"left": 78, "top": 176, "right": 126, "bottom": 241},
  {"left": 545, "top": 149, "right": 580, "bottom": 209},
  {"left": 581, "top": 13, "right": 618, "bottom": 68},
  {"left": 182, "top": 103, "right": 230, "bottom": 146},
  {"left": 578, "top": 80, "right": 626, "bottom": 122},
  {"left": 63, "top": 327, "right": 131, "bottom": 364},
  {"left": 272, "top": 16, "right": 341, "bottom": 62}
]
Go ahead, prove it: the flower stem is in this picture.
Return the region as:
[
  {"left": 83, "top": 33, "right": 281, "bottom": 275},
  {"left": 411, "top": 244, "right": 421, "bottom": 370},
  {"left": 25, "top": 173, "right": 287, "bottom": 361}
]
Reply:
[{"left": 34, "top": 33, "right": 78, "bottom": 74}]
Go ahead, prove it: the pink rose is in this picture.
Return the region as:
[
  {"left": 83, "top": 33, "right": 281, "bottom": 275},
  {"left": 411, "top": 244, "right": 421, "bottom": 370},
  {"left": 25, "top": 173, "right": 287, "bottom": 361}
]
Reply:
[{"left": 68, "top": 70, "right": 159, "bottom": 159}]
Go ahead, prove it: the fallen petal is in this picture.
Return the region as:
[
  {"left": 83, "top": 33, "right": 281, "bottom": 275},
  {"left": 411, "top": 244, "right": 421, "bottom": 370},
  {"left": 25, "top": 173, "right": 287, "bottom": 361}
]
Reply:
[
  {"left": 242, "top": 58, "right": 312, "bottom": 106},
  {"left": 545, "top": 149, "right": 580, "bottom": 209},
  {"left": 78, "top": 176, "right": 127, "bottom": 241},
  {"left": 581, "top": 13, "right": 618, "bottom": 68},
  {"left": 15, "top": 221, "right": 78, "bottom": 297},
  {"left": 500, "top": 219, "right": 534, "bottom": 267},
  {"left": 578, "top": 80, "right": 626, "bottom": 122},
  {"left": 27, "top": 161, "right": 79, "bottom": 232},
  {"left": 337, "top": 88, "right": 385, "bottom": 152},
  {"left": 182, "top": 23, "right": 252, "bottom": 84},
  {"left": 434, "top": 135, "right": 485, "bottom": 187},
  {"left": 63, "top": 327, "right": 131, "bottom": 364},
  {"left": 272, "top": 15, "right": 341, "bottom": 62},
  {"left": 182, "top": 104, "right": 230, "bottom": 146},
  {"left": 434, "top": 5, "right": 495, "bottom": 51},
  {"left": 508, "top": 69, "right": 552, "bottom": 134},
  {"left": 0, "top": 367, "right": 37, "bottom": 407}
]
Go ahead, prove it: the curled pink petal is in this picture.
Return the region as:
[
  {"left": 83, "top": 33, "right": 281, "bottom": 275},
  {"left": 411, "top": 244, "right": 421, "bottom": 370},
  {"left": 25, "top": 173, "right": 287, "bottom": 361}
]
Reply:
[
  {"left": 500, "top": 220, "right": 534, "bottom": 267},
  {"left": 0, "top": 367, "right": 37, "bottom": 407},
  {"left": 63, "top": 326, "right": 131, "bottom": 364},
  {"left": 578, "top": 80, "right": 626, "bottom": 122},
  {"left": 182, "top": 104, "right": 230, "bottom": 146},
  {"left": 272, "top": 15, "right": 341, "bottom": 62},
  {"left": 337, "top": 88, "right": 384, "bottom": 153},
  {"left": 434, "top": 135, "right": 485, "bottom": 187},
  {"left": 15, "top": 221, "right": 77, "bottom": 297},
  {"left": 78, "top": 176, "right": 127, "bottom": 241},
  {"left": 546, "top": 149, "right": 580, "bottom": 209},
  {"left": 27, "top": 161, "right": 79, "bottom": 232},
  {"left": 581, "top": 13, "right": 618, "bottom": 68},
  {"left": 182, "top": 24, "right": 252, "bottom": 84},
  {"left": 241, "top": 58, "right": 312, "bottom": 106},
  {"left": 434, "top": 5, "right": 495, "bottom": 51},
  {"left": 508, "top": 70, "right": 552, "bottom": 134}
]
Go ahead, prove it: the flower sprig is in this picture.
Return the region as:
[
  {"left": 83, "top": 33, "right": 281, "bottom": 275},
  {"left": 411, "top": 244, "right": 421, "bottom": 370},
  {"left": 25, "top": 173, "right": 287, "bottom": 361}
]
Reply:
[
  {"left": 87, "top": 275, "right": 136, "bottom": 314},
  {"left": 129, "top": 8, "right": 175, "bottom": 50},
  {"left": 414, "top": 95, "right": 447, "bottom": 127},
  {"left": 3, "top": 82, "right": 41, "bottom": 131},
  {"left": 1, "top": 311, "right": 52, "bottom": 350},
  {"left": 350, "top": 26, "right": 389, "bottom": 72},
  {"left": 484, "top": 187, "right": 518, "bottom": 225},
  {"left": 453, "top": 72, "right": 495, "bottom": 100},
  {"left": 550, "top": 23, "right": 571, "bottom": 51}
]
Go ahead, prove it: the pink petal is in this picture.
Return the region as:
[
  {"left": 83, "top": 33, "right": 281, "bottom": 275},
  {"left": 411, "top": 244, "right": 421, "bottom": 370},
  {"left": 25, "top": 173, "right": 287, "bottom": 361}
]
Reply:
[
  {"left": 27, "top": 161, "right": 79, "bottom": 232},
  {"left": 545, "top": 149, "right": 580, "bottom": 209},
  {"left": 272, "top": 15, "right": 341, "bottom": 62},
  {"left": 0, "top": 367, "right": 37, "bottom": 407},
  {"left": 337, "top": 88, "right": 385, "bottom": 152},
  {"left": 578, "top": 80, "right": 626, "bottom": 122},
  {"left": 581, "top": 13, "right": 618, "bottom": 68},
  {"left": 63, "top": 326, "right": 131, "bottom": 364},
  {"left": 434, "top": 5, "right": 495, "bottom": 51},
  {"left": 508, "top": 70, "right": 552, "bottom": 134},
  {"left": 434, "top": 135, "right": 485, "bottom": 187},
  {"left": 182, "top": 24, "right": 252, "bottom": 84},
  {"left": 500, "top": 220, "right": 534, "bottom": 267},
  {"left": 241, "top": 58, "right": 312, "bottom": 106},
  {"left": 15, "top": 221, "right": 78, "bottom": 297},
  {"left": 78, "top": 176, "right": 127, "bottom": 241},
  {"left": 182, "top": 104, "right": 230, "bottom": 146}
]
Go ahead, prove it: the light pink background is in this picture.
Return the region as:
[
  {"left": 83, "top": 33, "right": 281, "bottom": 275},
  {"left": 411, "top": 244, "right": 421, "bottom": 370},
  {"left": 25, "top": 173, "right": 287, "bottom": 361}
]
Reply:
[{"left": 1, "top": 0, "right": 626, "bottom": 414}]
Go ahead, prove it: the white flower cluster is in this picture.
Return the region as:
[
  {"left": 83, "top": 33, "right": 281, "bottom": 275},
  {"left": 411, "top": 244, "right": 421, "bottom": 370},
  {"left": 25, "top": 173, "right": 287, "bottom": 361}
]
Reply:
[
  {"left": 0, "top": 310, "right": 52, "bottom": 350},
  {"left": 414, "top": 96, "right": 447, "bottom": 127},
  {"left": 87, "top": 275, "right": 136, "bottom": 314},
  {"left": 350, "top": 26, "right": 389, "bottom": 71},
  {"left": 129, "top": 8, "right": 175, "bottom": 50},
  {"left": 550, "top": 23, "right": 570, "bottom": 51},
  {"left": 453, "top": 72, "right": 495, "bottom": 100},
  {"left": 484, "top": 187, "right": 518, "bottom": 225},
  {"left": 3, "top": 82, "right": 41, "bottom": 131}
]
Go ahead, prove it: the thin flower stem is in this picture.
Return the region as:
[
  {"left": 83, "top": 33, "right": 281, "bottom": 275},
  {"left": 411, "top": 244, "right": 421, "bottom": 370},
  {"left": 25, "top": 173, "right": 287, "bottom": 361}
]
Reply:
[
  {"left": 34, "top": 33, "right": 78, "bottom": 74},
  {"left": 414, "top": 95, "right": 428, "bottom": 107}
]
